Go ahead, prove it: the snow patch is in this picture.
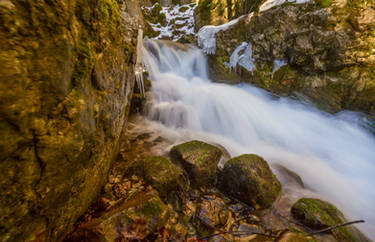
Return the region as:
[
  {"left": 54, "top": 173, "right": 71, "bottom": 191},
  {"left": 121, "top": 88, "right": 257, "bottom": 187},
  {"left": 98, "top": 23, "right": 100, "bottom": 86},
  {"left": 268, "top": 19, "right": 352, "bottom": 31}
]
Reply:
[
  {"left": 197, "top": 15, "right": 250, "bottom": 55},
  {"left": 143, "top": 3, "right": 197, "bottom": 41},
  {"left": 273, "top": 59, "right": 287, "bottom": 73},
  {"left": 259, "top": 0, "right": 311, "bottom": 12}
]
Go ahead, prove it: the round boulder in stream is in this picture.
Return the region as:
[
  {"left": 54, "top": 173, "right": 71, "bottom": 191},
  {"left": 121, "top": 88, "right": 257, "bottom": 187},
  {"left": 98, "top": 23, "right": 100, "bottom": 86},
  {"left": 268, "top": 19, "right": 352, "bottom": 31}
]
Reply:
[
  {"left": 170, "top": 140, "right": 222, "bottom": 188},
  {"left": 291, "top": 198, "right": 361, "bottom": 241},
  {"left": 219, "top": 154, "right": 281, "bottom": 209}
]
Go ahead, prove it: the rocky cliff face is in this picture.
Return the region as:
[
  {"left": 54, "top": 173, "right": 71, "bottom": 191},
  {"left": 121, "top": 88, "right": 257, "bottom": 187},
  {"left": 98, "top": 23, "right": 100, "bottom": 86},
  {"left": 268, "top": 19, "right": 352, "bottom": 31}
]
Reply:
[
  {"left": 194, "top": 0, "right": 264, "bottom": 30},
  {"left": 207, "top": 0, "right": 375, "bottom": 114},
  {"left": 0, "top": 0, "right": 142, "bottom": 241}
]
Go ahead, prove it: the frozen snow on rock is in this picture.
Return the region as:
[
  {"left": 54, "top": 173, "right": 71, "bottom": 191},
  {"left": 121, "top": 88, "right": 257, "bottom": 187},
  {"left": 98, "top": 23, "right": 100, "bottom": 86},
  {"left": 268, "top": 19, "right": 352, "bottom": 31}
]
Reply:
[
  {"left": 197, "top": 15, "right": 246, "bottom": 55},
  {"left": 143, "top": 3, "right": 197, "bottom": 41},
  {"left": 225, "top": 42, "right": 256, "bottom": 72},
  {"left": 259, "top": 0, "right": 311, "bottom": 12},
  {"left": 227, "top": 42, "right": 248, "bottom": 69},
  {"left": 273, "top": 59, "right": 287, "bottom": 73}
]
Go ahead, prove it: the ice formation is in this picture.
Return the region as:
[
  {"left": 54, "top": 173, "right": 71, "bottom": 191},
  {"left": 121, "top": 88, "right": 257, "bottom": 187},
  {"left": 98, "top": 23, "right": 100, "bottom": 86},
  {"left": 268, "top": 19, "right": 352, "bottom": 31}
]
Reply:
[
  {"left": 272, "top": 59, "right": 287, "bottom": 73},
  {"left": 226, "top": 42, "right": 256, "bottom": 72},
  {"left": 197, "top": 15, "right": 246, "bottom": 54},
  {"left": 143, "top": 3, "right": 197, "bottom": 41},
  {"left": 259, "top": 0, "right": 311, "bottom": 12},
  {"left": 135, "top": 28, "right": 145, "bottom": 97}
]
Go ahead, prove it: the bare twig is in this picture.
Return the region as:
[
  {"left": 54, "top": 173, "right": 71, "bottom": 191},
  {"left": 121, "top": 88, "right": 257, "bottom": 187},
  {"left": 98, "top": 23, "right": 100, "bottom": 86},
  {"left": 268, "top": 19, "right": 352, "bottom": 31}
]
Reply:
[
  {"left": 305, "top": 220, "right": 365, "bottom": 237},
  {"left": 191, "top": 230, "right": 277, "bottom": 241}
]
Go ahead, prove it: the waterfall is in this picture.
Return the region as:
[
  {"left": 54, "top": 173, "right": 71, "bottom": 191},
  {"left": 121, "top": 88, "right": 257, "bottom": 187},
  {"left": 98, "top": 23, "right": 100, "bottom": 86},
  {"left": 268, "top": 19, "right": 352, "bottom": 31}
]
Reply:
[
  {"left": 135, "top": 28, "right": 145, "bottom": 97},
  {"left": 142, "top": 39, "right": 375, "bottom": 239}
]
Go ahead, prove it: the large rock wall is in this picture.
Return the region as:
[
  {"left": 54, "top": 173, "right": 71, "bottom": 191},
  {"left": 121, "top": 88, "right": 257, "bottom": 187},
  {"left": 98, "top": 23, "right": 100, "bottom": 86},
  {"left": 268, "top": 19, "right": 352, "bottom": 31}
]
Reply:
[
  {"left": 0, "top": 0, "right": 142, "bottom": 241},
  {"left": 210, "top": 0, "right": 375, "bottom": 114},
  {"left": 194, "top": 0, "right": 264, "bottom": 30}
]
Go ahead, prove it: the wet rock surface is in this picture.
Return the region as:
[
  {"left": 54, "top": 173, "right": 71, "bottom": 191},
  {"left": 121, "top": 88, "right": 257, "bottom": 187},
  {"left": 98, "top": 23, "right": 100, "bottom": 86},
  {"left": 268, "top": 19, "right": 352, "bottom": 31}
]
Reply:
[
  {"left": 210, "top": 1, "right": 375, "bottom": 114},
  {"left": 64, "top": 116, "right": 363, "bottom": 241},
  {"left": 219, "top": 154, "right": 282, "bottom": 209},
  {"left": 291, "top": 198, "right": 368, "bottom": 241},
  {"left": 170, "top": 140, "right": 223, "bottom": 188},
  {"left": 0, "top": 0, "right": 142, "bottom": 241}
]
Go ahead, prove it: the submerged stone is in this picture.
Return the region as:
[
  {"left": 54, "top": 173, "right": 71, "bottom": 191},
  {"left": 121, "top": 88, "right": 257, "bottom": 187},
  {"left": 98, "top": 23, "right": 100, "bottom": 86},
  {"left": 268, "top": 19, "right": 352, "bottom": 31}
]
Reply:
[
  {"left": 219, "top": 154, "right": 281, "bottom": 209},
  {"left": 170, "top": 140, "right": 223, "bottom": 188}
]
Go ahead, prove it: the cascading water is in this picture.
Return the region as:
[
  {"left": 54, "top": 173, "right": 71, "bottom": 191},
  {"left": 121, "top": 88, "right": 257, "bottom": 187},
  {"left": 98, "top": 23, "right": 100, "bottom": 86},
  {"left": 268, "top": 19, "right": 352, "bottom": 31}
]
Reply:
[{"left": 142, "top": 39, "right": 375, "bottom": 239}]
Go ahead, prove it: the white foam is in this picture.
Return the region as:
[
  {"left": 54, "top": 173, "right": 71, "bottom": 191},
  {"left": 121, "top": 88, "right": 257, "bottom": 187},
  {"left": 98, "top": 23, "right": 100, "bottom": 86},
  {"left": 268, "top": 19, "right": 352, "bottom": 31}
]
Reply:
[{"left": 143, "top": 40, "right": 375, "bottom": 239}]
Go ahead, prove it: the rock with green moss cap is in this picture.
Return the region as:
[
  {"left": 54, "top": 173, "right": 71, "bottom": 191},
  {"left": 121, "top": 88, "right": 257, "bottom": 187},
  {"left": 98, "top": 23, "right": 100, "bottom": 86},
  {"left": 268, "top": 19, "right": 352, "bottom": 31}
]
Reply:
[
  {"left": 291, "top": 198, "right": 361, "bottom": 241},
  {"left": 127, "top": 156, "right": 190, "bottom": 199},
  {"left": 170, "top": 140, "right": 223, "bottom": 188},
  {"left": 219, "top": 154, "right": 281, "bottom": 209}
]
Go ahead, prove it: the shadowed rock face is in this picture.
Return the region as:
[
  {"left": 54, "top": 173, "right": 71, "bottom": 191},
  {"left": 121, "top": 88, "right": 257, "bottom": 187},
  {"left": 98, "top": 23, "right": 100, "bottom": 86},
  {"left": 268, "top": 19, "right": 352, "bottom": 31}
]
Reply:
[
  {"left": 0, "top": 0, "right": 141, "bottom": 241},
  {"left": 210, "top": 0, "right": 375, "bottom": 114}
]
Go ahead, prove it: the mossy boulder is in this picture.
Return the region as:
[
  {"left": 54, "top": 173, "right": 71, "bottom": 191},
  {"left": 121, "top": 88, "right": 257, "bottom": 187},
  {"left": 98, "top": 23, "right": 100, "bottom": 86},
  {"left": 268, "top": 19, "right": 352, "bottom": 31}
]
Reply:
[
  {"left": 170, "top": 140, "right": 222, "bottom": 188},
  {"left": 219, "top": 154, "right": 281, "bottom": 209},
  {"left": 127, "top": 156, "right": 190, "bottom": 198},
  {"left": 291, "top": 198, "right": 357, "bottom": 241}
]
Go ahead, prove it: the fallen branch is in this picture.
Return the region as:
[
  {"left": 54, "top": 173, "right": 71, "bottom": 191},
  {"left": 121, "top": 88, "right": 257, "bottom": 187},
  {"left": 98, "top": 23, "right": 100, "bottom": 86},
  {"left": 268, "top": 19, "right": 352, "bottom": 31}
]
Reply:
[
  {"left": 192, "top": 230, "right": 277, "bottom": 241},
  {"left": 305, "top": 220, "right": 365, "bottom": 237}
]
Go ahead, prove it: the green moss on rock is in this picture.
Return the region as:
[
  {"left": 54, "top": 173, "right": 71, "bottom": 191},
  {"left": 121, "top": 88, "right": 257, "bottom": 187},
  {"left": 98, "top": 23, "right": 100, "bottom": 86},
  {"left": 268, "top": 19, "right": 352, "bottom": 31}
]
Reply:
[
  {"left": 0, "top": 0, "right": 138, "bottom": 240},
  {"left": 219, "top": 154, "right": 281, "bottom": 209},
  {"left": 127, "top": 156, "right": 190, "bottom": 198},
  {"left": 170, "top": 140, "right": 222, "bottom": 188},
  {"left": 291, "top": 198, "right": 356, "bottom": 241},
  {"left": 316, "top": 0, "right": 333, "bottom": 8}
]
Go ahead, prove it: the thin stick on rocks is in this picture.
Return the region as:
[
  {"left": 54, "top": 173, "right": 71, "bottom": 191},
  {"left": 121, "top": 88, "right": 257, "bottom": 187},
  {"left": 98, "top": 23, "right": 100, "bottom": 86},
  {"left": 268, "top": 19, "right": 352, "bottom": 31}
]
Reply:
[{"left": 305, "top": 220, "right": 365, "bottom": 237}]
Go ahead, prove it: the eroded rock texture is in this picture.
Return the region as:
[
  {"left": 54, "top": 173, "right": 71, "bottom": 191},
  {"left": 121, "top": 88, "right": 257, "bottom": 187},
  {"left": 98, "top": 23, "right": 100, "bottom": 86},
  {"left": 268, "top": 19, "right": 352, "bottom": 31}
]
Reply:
[
  {"left": 209, "top": 0, "right": 375, "bottom": 114},
  {"left": 0, "top": 0, "right": 142, "bottom": 240}
]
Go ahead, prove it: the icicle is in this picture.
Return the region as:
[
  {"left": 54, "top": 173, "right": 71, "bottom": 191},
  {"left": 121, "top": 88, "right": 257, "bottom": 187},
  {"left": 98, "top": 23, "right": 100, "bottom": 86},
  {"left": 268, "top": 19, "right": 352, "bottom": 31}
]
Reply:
[
  {"left": 135, "top": 28, "right": 145, "bottom": 97},
  {"left": 197, "top": 15, "right": 246, "bottom": 55},
  {"left": 225, "top": 42, "right": 255, "bottom": 72}
]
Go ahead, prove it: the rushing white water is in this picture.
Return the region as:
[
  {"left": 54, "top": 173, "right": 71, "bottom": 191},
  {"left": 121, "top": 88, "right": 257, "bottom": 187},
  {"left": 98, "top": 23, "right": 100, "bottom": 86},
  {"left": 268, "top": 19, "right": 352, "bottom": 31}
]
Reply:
[{"left": 142, "top": 40, "right": 375, "bottom": 239}]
